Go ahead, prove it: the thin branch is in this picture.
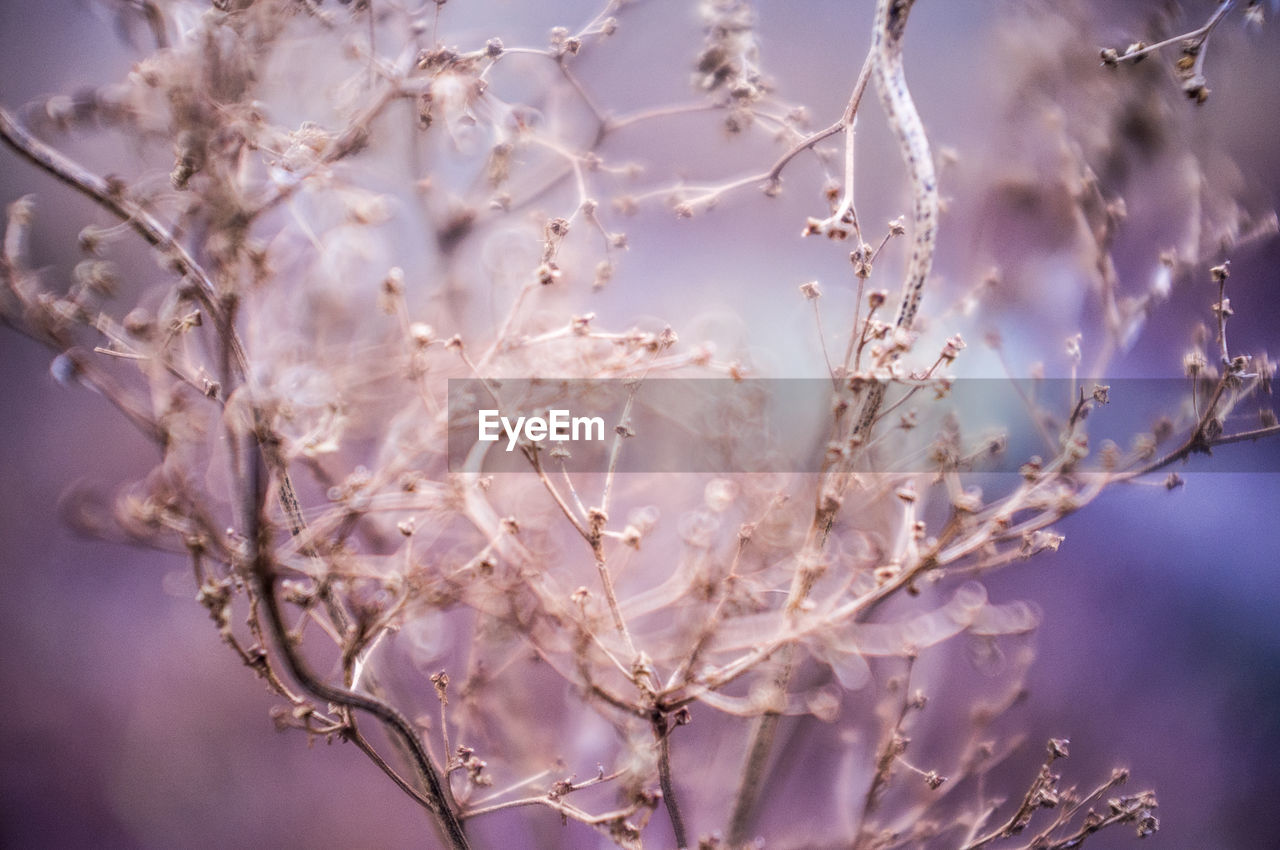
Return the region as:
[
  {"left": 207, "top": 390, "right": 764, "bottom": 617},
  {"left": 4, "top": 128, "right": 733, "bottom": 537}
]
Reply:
[
  {"left": 246, "top": 447, "right": 471, "bottom": 850},
  {"left": 654, "top": 711, "right": 689, "bottom": 850},
  {"left": 1104, "top": 0, "right": 1237, "bottom": 65},
  {"left": 0, "top": 105, "right": 244, "bottom": 371}
]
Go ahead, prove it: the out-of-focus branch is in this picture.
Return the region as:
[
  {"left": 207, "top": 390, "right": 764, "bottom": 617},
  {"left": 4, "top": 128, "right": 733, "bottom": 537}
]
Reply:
[{"left": 0, "top": 105, "right": 245, "bottom": 373}]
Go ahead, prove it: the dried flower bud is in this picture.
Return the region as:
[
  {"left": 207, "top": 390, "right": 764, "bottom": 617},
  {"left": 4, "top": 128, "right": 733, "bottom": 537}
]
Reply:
[
  {"left": 941, "top": 333, "right": 966, "bottom": 362},
  {"left": 123, "top": 307, "right": 154, "bottom": 339},
  {"left": 851, "top": 243, "right": 873, "bottom": 278},
  {"left": 571, "top": 313, "right": 595, "bottom": 335},
  {"left": 410, "top": 322, "right": 434, "bottom": 348},
  {"left": 546, "top": 217, "right": 570, "bottom": 239},
  {"left": 78, "top": 224, "right": 107, "bottom": 255},
  {"left": 536, "top": 262, "right": 561, "bottom": 285},
  {"left": 431, "top": 671, "right": 449, "bottom": 704},
  {"left": 382, "top": 266, "right": 404, "bottom": 297},
  {"left": 73, "top": 259, "right": 118, "bottom": 296},
  {"left": 1182, "top": 74, "right": 1209, "bottom": 103},
  {"left": 1183, "top": 350, "right": 1207, "bottom": 376},
  {"left": 593, "top": 261, "right": 613, "bottom": 289}
]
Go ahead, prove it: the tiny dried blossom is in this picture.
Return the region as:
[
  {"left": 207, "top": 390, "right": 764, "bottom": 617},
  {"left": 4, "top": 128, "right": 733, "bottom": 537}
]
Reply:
[
  {"left": 410, "top": 322, "right": 434, "bottom": 348},
  {"left": 851, "top": 243, "right": 874, "bottom": 278},
  {"left": 940, "top": 333, "right": 966, "bottom": 363},
  {"left": 1066, "top": 333, "right": 1082, "bottom": 362},
  {"left": 1184, "top": 349, "right": 1208, "bottom": 376}
]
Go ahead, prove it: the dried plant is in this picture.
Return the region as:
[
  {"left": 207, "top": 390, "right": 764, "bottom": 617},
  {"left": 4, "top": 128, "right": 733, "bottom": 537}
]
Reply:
[{"left": 1, "top": 0, "right": 1276, "bottom": 847}]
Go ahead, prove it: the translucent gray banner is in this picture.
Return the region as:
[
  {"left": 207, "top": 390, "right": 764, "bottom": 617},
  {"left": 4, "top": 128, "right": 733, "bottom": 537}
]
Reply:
[{"left": 446, "top": 378, "right": 1278, "bottom": 474}]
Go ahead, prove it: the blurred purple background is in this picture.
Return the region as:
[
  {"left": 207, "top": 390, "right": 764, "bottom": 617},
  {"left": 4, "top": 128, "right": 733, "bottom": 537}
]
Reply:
[{"left": 3, "top": 1, "right": 1280, "bottom": 847}]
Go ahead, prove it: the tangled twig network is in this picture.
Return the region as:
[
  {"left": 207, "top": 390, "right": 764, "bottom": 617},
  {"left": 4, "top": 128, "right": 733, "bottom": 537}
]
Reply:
[{"left": 1, "top": 0, "right": 1277, "bottom": 847}]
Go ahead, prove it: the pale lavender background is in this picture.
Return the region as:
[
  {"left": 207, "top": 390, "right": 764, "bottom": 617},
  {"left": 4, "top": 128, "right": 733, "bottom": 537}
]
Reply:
[{"left": 2, "top": 1, "right": 1279, "bottom": 848}]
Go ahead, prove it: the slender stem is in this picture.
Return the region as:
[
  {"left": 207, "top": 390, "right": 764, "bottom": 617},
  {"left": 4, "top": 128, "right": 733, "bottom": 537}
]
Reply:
[
  {"left": 347, "top": 723, "right": 438, "bottom": 814},
  {"left": 654, "top": 712, "right": 689, "bottom": 849},
  {"left": 765, "top": 51, "right": 873, "bottom": 186},
  {"left": 853, "top": 656, "right": 916, "bottom": 844},
  {"left": 247, "top": 448, "right": 470, "bottom": 850},
  {"left": 726, "top": 694, "right": 784, "bottom": 846},
  {"left": 1109, "top": 0, "right": 1237, "bottom": 64}
]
